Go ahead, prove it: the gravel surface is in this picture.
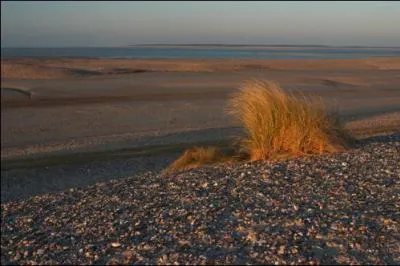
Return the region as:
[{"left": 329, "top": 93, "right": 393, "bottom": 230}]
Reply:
[{"left": 1, "top": 134, "right": 399, "bottom": 265}]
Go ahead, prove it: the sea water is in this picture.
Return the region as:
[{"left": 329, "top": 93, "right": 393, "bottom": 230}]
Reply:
[{"left": 2, "top": 46, "right": 400, "bottom": 59}]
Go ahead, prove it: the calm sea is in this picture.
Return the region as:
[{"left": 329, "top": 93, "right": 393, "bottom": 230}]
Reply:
[{"left": 2, "top": 46, "right": 400, "bottom": 59}]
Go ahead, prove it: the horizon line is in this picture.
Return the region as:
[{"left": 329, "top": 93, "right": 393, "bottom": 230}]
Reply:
[
  {"left": 129, "top": 43, "right": 400, "bottom": 48},
  {"left": 2, "top": 44, "right": 400, "bottom": 49}
]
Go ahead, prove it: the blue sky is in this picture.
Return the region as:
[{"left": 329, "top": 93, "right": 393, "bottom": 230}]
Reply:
[{"left": 1, "top": 1, "right": 400, "bottom": 47}]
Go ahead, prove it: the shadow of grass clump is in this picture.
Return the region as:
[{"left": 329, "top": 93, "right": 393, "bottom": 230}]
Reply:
[{"left": 166, "top": 79, "right": 354, "bottom": 172}]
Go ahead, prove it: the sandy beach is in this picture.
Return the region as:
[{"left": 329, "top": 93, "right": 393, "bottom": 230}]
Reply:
[
  {"left": 1, "top": 56, "right": 399, "bottom": 263},
  {"left": 1, "top": 57, "right": 399, "bottom": 202},
  {"left": 2, "top": 57, "right": 400, "bottom": 159}
]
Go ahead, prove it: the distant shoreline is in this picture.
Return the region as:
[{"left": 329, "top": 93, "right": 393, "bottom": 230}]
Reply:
[
  {"left": 2, "top": 46, "right": 400, "bottom": 60},
  {"left": 128, "top": 44, "right": 400, "bottom": 49},
  {"left": 2, "top": 44, "right": 400, "bottom": 49}
]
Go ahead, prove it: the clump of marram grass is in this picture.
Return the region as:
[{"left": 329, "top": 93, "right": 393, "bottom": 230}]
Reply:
[
  {"left": 166, "top": 79, "right": 353, "bottom": 172},
  {"left": 227, "top": 80, "right": 353, "bottom": 161},
  {"left": 165, "top": 146, "right": 230, "bottom": 173}
]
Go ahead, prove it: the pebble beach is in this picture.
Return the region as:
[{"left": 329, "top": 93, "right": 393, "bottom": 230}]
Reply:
[{"left": 2, "top": 133, "right": 399, "bottom": 265}]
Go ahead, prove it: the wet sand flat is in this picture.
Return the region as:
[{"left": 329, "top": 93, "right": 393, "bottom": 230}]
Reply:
[{"left": 1, "top": 57, "right": 400, "bottom": 161}]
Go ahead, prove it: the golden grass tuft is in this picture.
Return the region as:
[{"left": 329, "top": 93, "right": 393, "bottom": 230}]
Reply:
[
  {"left": 227, "top": 80, "right": 353, "bottom": 161},
  {"left": 165, "top": 146, "right": 229, "bottom": 173},
  {"left": 165, "top": 79, "right": 353, "bottom": 172}
]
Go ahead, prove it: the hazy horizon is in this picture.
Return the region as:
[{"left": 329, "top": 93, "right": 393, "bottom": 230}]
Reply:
[
  {"left": 3, "top": 44, "right": 400, "bottom": 49},
  {"left": 2, "top": 1, "right": 400, "bottom": 48}
]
